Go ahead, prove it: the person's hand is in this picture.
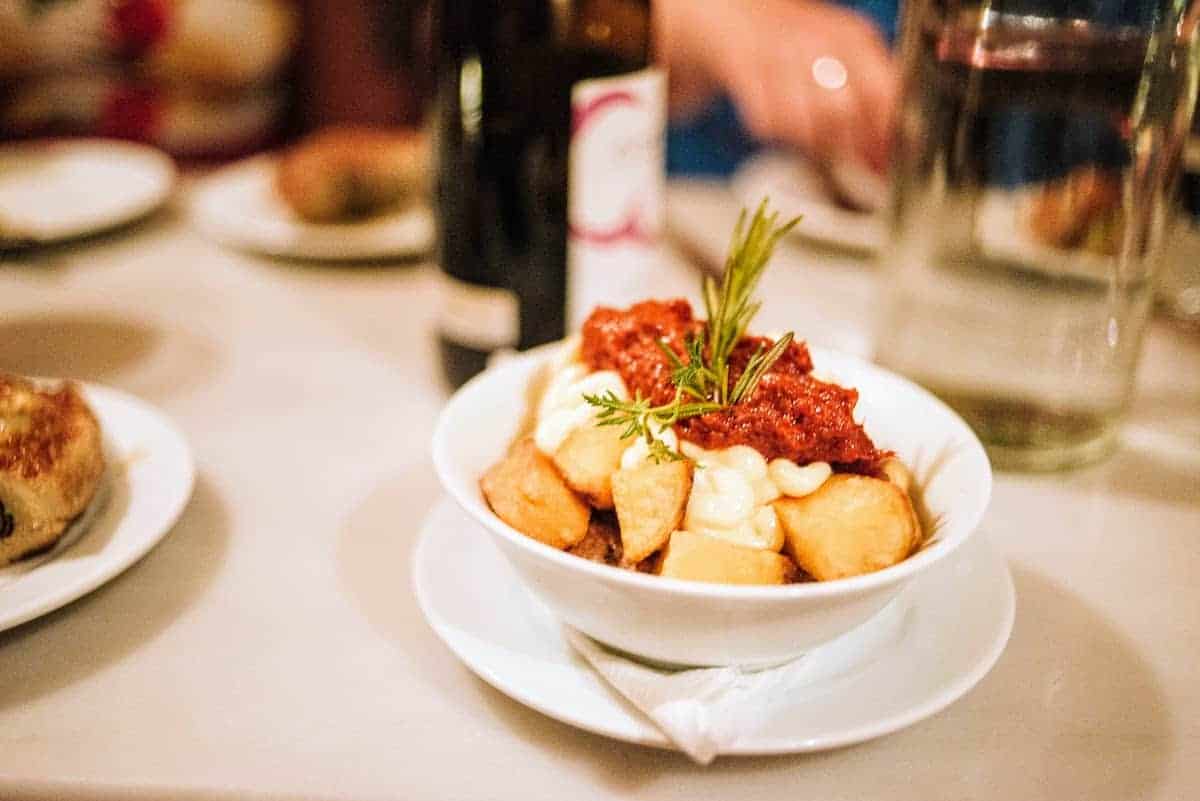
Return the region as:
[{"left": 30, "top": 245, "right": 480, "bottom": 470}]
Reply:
[{"left": 656, "top": 0, "right": 898, "bottom": 173}]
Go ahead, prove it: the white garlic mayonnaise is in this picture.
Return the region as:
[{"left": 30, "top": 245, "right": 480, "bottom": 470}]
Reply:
[
  {"left": 680, "top": 441, "right": 831, "bottom": 551},
  {"left": 768, "top": 458, "right": 832, "bottom": 498},
  {"left": 534, "top": 366, "right": 628, "bottom": 453},
  {"left": 532, "top": 340, "right": 673, "bottom": 468}
]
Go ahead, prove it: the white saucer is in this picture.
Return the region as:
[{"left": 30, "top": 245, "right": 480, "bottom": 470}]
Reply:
[
  {"left": 0, "top": 139, "right": 176, "bottom": 247},
  {"left": 0, "top": 383, "right": 195, "bottom": 633},
  {"left": 732, "top": 152, "right": 885, "bottom": 254},
  {"left": 412, "top": 498, "right": 1015, "bottom": 755},
  {"left": 190, "top": 155, "right": 435, "bottom": 261}
]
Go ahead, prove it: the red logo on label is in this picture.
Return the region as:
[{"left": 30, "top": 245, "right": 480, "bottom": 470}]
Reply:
[{"left": 570, "top": 89, "right": 655, "bottom": 247}]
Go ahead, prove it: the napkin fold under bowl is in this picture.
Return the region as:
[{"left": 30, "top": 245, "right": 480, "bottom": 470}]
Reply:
[{"left": 563, "top": 597, "right": 907, "bottom": 764}]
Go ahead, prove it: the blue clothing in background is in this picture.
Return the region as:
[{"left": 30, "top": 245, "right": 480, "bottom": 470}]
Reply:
[
  {"left": 851, "top": 0, "right": 900, "bottom": 41},
  {"left": 989, "top": 110, "right": 1129, "bottom": 188},
  {"left": 667, "top": 97, "right": 758, "bottom": 178}
]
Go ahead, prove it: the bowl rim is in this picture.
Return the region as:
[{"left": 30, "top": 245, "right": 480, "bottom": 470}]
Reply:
[{"left": 432, "top": 342, "right": 993, "bottom": 601}]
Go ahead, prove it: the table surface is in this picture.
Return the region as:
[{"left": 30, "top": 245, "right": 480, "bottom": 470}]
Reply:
[{"left": 0, "top": 179, "right": 1196, "bottom": 801}]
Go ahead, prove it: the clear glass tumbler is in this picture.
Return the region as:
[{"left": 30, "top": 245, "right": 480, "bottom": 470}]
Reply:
[
  {"left": 1159, "top": 147, "right": 1200, "bottom": 325},
  {"left": 875, "top": 0, "right": 1200, "bottom": 471}
]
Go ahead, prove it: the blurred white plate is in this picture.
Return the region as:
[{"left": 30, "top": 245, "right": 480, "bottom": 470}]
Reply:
[
  {"left": 412, "top": 498, "right": 1013, "bottom": 755},
  {"left": 0, "top": 139, "right": 176, "bottom": 246},
  {"left": 190, "top": 155, "right": 435, "bottom": 261},
  {"left": 0, "top": 383, "right": 194, "bottom": 633},
  {"left": 732, "top": 152, "right": 885, "bottom": 253}
]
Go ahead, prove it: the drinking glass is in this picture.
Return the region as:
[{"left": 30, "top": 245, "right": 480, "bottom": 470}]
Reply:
[
  {"left": 1159, "top": 143, "right": 1200, "bottom": 325},
  {"left": 875, "top": 0, "right": 1200, "bottom": 470}
]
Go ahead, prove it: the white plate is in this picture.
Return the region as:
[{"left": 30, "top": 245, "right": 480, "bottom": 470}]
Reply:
[
  {"left": 412, "top": 498, "right": 1014, "bottom": 755},
  {"left": 0, "top": 139, "right": 176, "bottom": 246},
  {"left": 0, "top": 383, "right": 195, "bottom": 633},
  {"left": 732, "top": 151, "right": 885, "bottom": 253},
  {"left": 190, "top": 155, "right": 435, "bottom": 261}
]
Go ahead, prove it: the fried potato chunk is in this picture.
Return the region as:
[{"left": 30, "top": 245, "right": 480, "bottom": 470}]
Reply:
[
  {"left": 658, "top": 530, "right": 798, "bottom": 586},
  {"left": 879, "top": 457, "right": 913, "bottom": 495},
  {"left": 879, "top": 458, "right": 926, "bottom": 549},
  {"left": 480, "top": 439, "right": 590, "bottom": 550},
  {"left": 552, "top": 423, "right": 628, "bottom": 509},
  {"left": 774, "top": 474, "right": 919, "bottom": 581},
  {"left": 611, "top": 459, "right": 692, "bottom": 565}
]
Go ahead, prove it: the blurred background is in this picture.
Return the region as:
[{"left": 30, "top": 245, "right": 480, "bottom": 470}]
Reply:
[
  {"left": 0, "top": 0, "right": 1196, "bottom": 461},
  {"left": 0, "top": 0, "right": 895, "bottom": 170},
  {"left": 0, "top": 0, "right": 301, "bottom": 159}
]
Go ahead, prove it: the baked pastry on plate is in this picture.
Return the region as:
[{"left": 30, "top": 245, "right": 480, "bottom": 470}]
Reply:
[
  {"left": 1026, "top": 166, "right": 1124, "bottom": 256},
  {"left": 275, "top": 126, "right": 428, "bottom": 223},
  {"left": 0, "top": 374, "right": 105, "bottom": 566}
]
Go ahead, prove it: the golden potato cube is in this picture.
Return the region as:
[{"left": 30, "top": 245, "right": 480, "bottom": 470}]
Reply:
[
  {"left": 907, "top": 502, "right": 925, "bottom": 551},
  {"left": 480, "top": 439, "right": 590, "bottom": 550},
  {"left": 658, "top": 530, "right": 797, "bottom": 586},
  {"left": 611, "top": 459, "right": 692, "bottom": 565},
  {"left": 879, "top": 457, "right": 914, "bottom": 495},
  {"left": 774, "top": 474, "right": 919, "bottom": 581},
  {"left": 879, "top": 458, "right": 927, "bottom": 550},
  {"left": 552, "top": 423, "right": 628, "bottom": 509}
]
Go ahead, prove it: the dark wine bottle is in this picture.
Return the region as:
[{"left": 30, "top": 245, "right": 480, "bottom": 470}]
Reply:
[{"left": 433, "top": 0, "right": 664, "bottom": 389}]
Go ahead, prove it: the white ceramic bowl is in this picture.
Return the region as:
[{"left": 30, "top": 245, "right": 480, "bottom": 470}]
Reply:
[{"left": 432, "top": 343, "right": 992, "bottom": 668}]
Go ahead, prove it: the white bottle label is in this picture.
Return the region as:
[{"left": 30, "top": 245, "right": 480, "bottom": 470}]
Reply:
[
  {"left": 437, "top": 273, "right": 520, "bottom": 351},
  {"left": 568, "top": 66, "right": 666, "bottom": 328}
]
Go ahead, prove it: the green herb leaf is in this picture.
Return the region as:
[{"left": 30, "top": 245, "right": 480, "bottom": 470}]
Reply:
[
  {"left": 709, "top": 200, "right": 799, "bottom": 403},
  {"left": 730, "top": 332, "right": 794, "bottom": 403},
  {"left": 647, "top": 437, "right": 685, "bottom": 464},
  {"left": 583, "top": 390, "right": 721, "bottom": 442}
]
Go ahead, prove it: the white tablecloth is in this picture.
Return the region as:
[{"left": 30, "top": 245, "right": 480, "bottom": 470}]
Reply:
[{"left": 0, "top": 180, "right": 1195, "bottom": 800}]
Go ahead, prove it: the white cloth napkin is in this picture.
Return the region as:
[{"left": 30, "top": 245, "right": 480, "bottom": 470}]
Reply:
[{"left": 563, "top": 598, "right": 906, "bottom": 764}]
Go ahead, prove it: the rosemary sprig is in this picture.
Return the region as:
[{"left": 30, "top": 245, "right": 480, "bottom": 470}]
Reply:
[
  {"left": 730, "top": 331, "right": 794, "bottom": 404},
  {"left": 648, "top": 436, "right": 687, "bottom": 463},
  {"left": 655, "top": 334, "right": 718, "bottom": 402},
  {"left": 584, "top": 389, "right": 723, "bottom": 440},
  {"left": 705, "top": 200, "right": 800, "bottom": 404},
  {"left": 585, "top": 199, "right": 799, "bottom": 461}
]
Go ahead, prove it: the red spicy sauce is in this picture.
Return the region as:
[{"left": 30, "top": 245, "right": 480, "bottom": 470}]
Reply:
[{"left": 580, "top": 299, "right": 883, "bottom": 473}]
